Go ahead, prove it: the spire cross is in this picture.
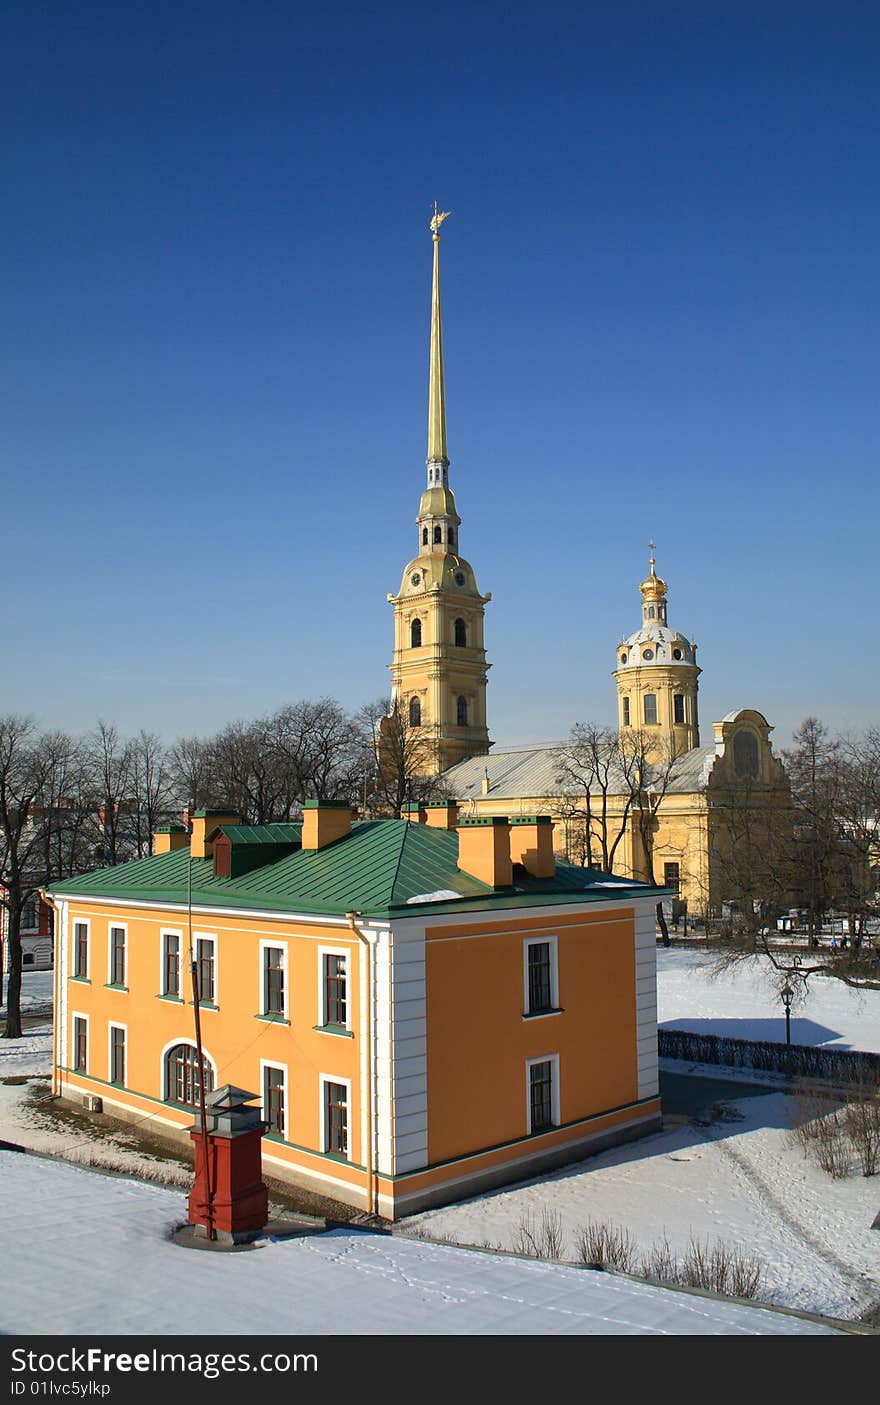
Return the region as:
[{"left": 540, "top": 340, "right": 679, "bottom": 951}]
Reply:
[{"left": 649, "top": 539, "right": 656, "bottom": 576}]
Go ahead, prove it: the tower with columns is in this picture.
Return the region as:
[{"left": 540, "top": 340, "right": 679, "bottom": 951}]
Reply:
[
  {"left": 613, "top": 545, "right": 701, "bottom": 756},
  {"left": 386, "top": 206, "right": 491, "bottom": 774}
]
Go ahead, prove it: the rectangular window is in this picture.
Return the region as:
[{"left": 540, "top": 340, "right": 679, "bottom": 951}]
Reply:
[
  {"left": 74, "top": 922, "right": 89, "bottom": 980},
  {"left": 528, "top": 1057, "right": 557, "bottom": 1134},
  {"left": 622, "top": 696, "right": 631, "bottom": 727},
  {"left": 664, "top": 862, "right": 681, "bottom": 895},
  {"left": 196, "top": 938, "right": 215, "bottom": 1005},
  {"left": 109, "top": 1025, "right": 126, "bottom": 1085},
  {"left": 527, "top": 942, "right": 553, "bottom": 1014},
  {"left": 21, "top": 897, "right": 37, "bottom": 931},
  {"left": 324, "top": 1080, "right": 348, "bottom": 1156},
  {"left": 323, "top": 953, "right": 347, "bottom": 1028},
  {"left": 109, "top": 926, "right": 126, "bottom": 986},
  {"left": 263, "top": 946, "right": 285, "bottom": 1016},
  {"left": 163, "top": 933, "right": 181, "bottom": 998},
  {"left": 73, "top": 1016, "right": 88, "bottom": 1073},
  {"left": 643, "top": 693, "right": 658, "bottom": 726},
  {"left": 673, "top": 694, "right": 685, "bottom": 725},
  {"left": 263, "top": 1064, "right": 286, "bottom": 1136}
]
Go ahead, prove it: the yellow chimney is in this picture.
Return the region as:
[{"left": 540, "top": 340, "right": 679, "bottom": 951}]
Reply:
[
  {"left": 301, "top": 800, "right": 354, "bottom": 851},
  {"left": 153, "top": 823, "right": 188, "bottom": 855},
  {"left": 457, "top": 816, "right": 512, "bottom": 888},
  {"left": 509, "top": 816, "right": 555, "bottom": 879},
  {"left": 190, "top": 810, "right": 241, "bottom": 859}
]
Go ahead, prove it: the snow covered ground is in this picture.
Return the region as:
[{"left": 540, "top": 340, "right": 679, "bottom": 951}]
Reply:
[
  {"left": 657, "top": 948, "right": 880, "bottom": 1053},
  {"left": 1, "top": 961, "right": 878, "bottom": 1330},
  {"left": 0, "top": 1150, "right": 840, "bottom": 1335}
]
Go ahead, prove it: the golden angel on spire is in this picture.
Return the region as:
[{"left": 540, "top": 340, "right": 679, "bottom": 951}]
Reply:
[{"left": 430, "top": 200, "right": 451, "bottom": 234}]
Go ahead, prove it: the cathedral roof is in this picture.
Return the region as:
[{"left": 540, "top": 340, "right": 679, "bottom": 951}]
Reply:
[{"left": 443, "top": 743, "right": 717, "bottom": 800}]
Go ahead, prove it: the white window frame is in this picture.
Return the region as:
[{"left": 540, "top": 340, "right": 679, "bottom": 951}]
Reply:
[
  {"left": 72, "top": 1011, "right": 89, "bottom": 1074},
  {"left": 525, "top": 1053, "right": 561, "bottom": 1134},
  {"left": 643, "top": 693, "right": 658, "bottom": 726},
  {"left": 160, "top": 929, "right": 184, "bottom": 1000},
  {"left": 319, "top": 1073, "right": 352, "bottom": 1159},
  {"left": 260, "top": 1058, "right": 289, "bottom": 1139},
  {"left": 107, "top": 921, "right": 128, "bottom": 989},
  {"left": 259, "top": 939, "right": 289, "bottom": 1020},
  {"left": 108, "top": 1021, "right": 127, "bottom": 1086},
  {"left": 317, "top": 945, "right": 351, "bottom": 1030},
  {"left": 522, "top": 935, "right": 559, "bottom": 1017},
  {"left": 160, "top": 1038, "right": 217, "bottom": 1105},
  {"left": 193, "top": 932, "right": 218, "bottom": 1009},
  {"left": 72, "top": 918, "right": 90, "bottom": 982}
]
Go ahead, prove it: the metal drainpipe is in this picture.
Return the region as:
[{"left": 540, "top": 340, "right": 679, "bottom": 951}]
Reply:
[{"left": 346, "top": 911, "right": 376, "bottom": 1218}]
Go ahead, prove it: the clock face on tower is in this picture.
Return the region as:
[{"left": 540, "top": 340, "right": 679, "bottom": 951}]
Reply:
[
  {"left": 411, "top": 573, "right": 421, "bottom": 587},
  {"left": 454, "top": 571, "right": 466, "bottom": 587}
]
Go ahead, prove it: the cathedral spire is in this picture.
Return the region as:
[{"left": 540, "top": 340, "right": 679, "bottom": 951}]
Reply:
[{"left": 427, "top": 202, "right": 450, "bottom": 480}]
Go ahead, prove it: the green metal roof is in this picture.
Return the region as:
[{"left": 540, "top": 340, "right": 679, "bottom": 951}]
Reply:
[
  {"left": 218, "top": 823, "right": 301, "bottom": 846},
  {"left": 47, "top": 819, "right": 663, "bottom": 920}
]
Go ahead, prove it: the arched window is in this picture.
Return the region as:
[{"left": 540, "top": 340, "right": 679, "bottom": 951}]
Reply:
[
  {"left": 422, "top": 527, "right": 428, "bottom": 545},
  {"left": 164, "top": 1043, "right": 215, "bottom": 1107},
  {"left": 644, "top": 694, "right": 658, "bottom": 725},
  {"left": 622, "top": 696, "right": 631, "bottom": 727},
  {"left": 409, "top": 697, "right": 421, "bottom": 727},
  {"left": 457, "top": 696, "right": 468, "bottom": 727},
  {"left": 433, "top": 526, "right": 442, "bottom": 544},
  {"left": 410, "top": 618, "right": 422, "bottom": 648},
  {"left": 649, "top": 606, "right": 655, "bottom": 619},
  {"left": 448, "top": 529, "right": 455, "bottom": 547},
  {"left": 454, "top": 617, "right": 467, "bottom": 647}
]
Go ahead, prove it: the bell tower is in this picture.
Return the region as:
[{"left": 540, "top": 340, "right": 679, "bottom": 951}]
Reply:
[
  {"left": 613, "top": 544, "right": 700, "bottom": 756},
  {"left": 386, "top": 206, "right": 491, "bottom": 775}
]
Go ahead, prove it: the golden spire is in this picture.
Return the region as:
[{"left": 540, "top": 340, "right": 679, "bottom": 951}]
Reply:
[
  {"left": 640, "top": 540, "right": 668, "bottom": 605},
  {"left": 427, "top": 201, "right": 451, "bottom": 466}
]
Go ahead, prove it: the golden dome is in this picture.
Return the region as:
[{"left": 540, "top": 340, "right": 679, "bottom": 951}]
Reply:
[{"left": 639, "top": 542, "right": 667, "bottom": 603}]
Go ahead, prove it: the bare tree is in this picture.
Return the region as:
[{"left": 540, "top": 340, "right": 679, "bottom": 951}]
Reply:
[
  {"left": 83, "top": 721, "right": 134, "bottom": 866},
  {"left": 619, "top": 729, "right": 682, "bottom": 945},
  {"left": 358, "top": 697, "right": 450, "bottom": 817},
  {"left": 128, "top": 731, "right": 172, "bottom": 856},
  {"left": 0, "top": 717, "right": 79, "bottom": 1037},
  {"left": 555, "top": 721, "right": 637, "bottom": 871}
]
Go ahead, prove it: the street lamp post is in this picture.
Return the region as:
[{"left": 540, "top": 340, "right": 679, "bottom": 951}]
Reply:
[{"left": 781, "top": 983, "right": 794, "bottom": 1049}]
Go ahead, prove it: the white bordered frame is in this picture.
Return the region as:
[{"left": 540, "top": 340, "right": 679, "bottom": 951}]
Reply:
[
  {"left": 71, "top": 1010, "right": 89, "bottom": 1073},
  {"left": 107, "top": 1021, "right": 127, "bottom": 1086},
  {"left": 317, "top": 944, "right": 351, "bottom": 1031},
  {"left": 106, "top": 920, "right": 128, "bottom": 989},
  {"left": 71, "top": 917, "right": 90, "bottom": 982},
  {"left": 159, "top": 928, "right": 184, "bottom": 1001},
  {"left": 192, "top": 931, "right": 218, "bottom": 1008},
  {"left": 260, "top": 1058, "right": 289, "bottom": 1139},
  {"left": 525, "top": 1052, "right": 560, "bottom": 1135},
  {"left": 258, "top": 938, "right": 289, "bottom": 1021},
  {"left": 319, "top": 1073, "right": 352, "bottom": 1159},
  {"left": 522, "top": 934, "right": 559, "bottom": 1017}
]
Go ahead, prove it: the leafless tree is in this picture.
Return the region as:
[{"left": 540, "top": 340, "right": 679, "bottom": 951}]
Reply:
[
  {"left": 555, "top": 721, "right": 637, "bottom": 871},
  {"left": 358, "top": 697, "right": 450, "bottom": 817},
  {"left": 619, "top": 729, "right": 682, "bottom": 945},
  {"left": 0, "top": 717, "right": 80, "bottom": 1037}
]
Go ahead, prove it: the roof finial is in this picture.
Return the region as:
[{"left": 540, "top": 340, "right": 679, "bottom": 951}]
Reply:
[
  {"left": 649, "top": 539, "right": 656, "bottom": 577},
  {"left": 427, "top": 202, "right": 450, "bottom": 465}
]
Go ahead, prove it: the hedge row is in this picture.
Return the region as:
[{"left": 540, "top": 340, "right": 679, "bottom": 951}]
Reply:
[{"left": 658, "top": 1028, "right": 880, "bottom": 1084}]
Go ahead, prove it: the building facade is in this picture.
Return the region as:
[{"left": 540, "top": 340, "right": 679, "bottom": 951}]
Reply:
[{"left": 47, "top": 803, "right": 662, "bottom": 1219}]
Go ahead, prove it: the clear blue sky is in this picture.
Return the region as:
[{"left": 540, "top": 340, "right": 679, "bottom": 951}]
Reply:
[{"left": 4, "top": 1, "right": 878, "bottom": 751}]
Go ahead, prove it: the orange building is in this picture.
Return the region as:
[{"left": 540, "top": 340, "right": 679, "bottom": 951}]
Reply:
[{"left": 46, "top": 802, "right": 663, "bottom": 1219}]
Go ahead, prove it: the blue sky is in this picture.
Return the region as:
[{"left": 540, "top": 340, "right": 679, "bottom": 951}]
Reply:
[{"left": 3, "top": 1, "right": 878, "bottom": 750}]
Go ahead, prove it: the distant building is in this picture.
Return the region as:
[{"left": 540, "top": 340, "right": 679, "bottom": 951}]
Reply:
[{"left": 443, "top": 557, "right": 792, "bottom": 918}]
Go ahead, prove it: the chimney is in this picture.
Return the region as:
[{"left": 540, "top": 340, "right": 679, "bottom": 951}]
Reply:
[
  {"left": 457, "top": 816, "right": 512, "bottom": 888},
  {"left": 424, "top": 802, "right": 459, "bottom": 829},
  {"left": 509, "top": 816, "right": 555, "bottom": 879},
  {"left": 402, "top": 802, "right": 427, "bottom": 824},
  {"left": 301, "top": 800, "right": 354, "bottom": 851},
  {"left": 191, "top": 810, "right": 241, "bottom": 859},
  {"left": 153, "top": 822, "right": 188, "bottom": 855}
]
